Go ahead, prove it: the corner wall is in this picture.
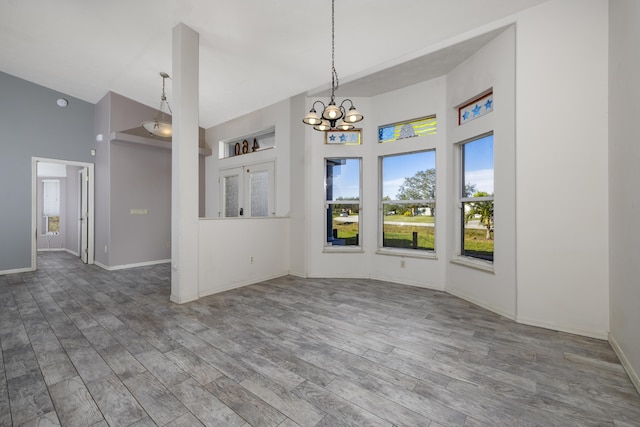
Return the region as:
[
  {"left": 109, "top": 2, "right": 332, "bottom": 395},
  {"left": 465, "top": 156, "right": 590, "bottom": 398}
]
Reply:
[
  {"left": 445, "top": 26, "right": 517, "bottom": 318},
  {"left": 515, "top": 0, "right": 609, "bottom": 338},
  {"left": 608, "top": 0, "right": 640, "bottom": 392}
]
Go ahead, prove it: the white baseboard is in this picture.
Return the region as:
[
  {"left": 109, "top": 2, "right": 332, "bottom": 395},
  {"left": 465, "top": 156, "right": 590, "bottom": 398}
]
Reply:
[
  {"left": 516, "top": 315, "right": 608, "bottom": 340},
  {"left": 65, "top": 249, "right": 80, "bottom": 257},
  {"left": 198, "top": 271, "right": 289, "bottom": 299},
  {"left": 609, "top": 333, "right": 640, "bottom": 395},
  {"left": 0, "top": 266, "right": 35, "bottom": 276},
  {"left": 372, "top": 274, "right": 443, "bottom": 292},
  {"left": 36, "top": 248, "right": 65, "bottom": 252},
  {"left": 95, "top": 259, "right": 170, "bottom": 271},
  {"left": 447, "top": 288, "right": 516, "bottom": 321},
  {"left": 287, "top": 270, "right": 308, "bottom": 278}
]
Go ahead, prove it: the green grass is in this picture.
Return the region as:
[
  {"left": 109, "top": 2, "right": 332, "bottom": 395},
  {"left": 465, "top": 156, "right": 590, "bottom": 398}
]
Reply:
[
  {"left": 383, "top": 215, "right": 435, "bottom": 223},
  {"left": 383, "top": 224, "right": 434, "bottom": 250},
  {"left": 329, "top": 220, "right": 494, "bottom": 257},
  {"left": 463, "top": 228, "right": 494, "bottom": 260}
]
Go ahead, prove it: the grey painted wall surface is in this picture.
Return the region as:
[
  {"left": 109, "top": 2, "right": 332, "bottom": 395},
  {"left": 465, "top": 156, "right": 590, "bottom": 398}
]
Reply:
[
  {"left": 94, "top": 91, "right": 207, "bottom": 268},
  {"left": 109, "top": 141, "right": 172, "bottom": 266},
  {"left": 0, "top": 71, "right": 94, "bottom": 271},
  {"left": 94, "top": 93, "right": 112, "bottom": 266}
]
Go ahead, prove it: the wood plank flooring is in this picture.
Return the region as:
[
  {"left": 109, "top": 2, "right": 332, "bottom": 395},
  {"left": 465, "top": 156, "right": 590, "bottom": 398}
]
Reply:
[{"left": 0, "top": 251, "right": 639, "bottom": 426}]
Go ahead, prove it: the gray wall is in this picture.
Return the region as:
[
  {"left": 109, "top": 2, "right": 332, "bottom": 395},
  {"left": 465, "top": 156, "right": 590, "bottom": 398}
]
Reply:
[
  {"left": 109, "top": 141, "right": 172, "bottom": 266},
  {"left": 94, "top": 91, "right": 207, "bottom": 268},
  {"left": 609, "top": 0, "right": 640, "bottom": 390},
  {"left": 0, "top": 71, "right": 94, "bottom": 272}
]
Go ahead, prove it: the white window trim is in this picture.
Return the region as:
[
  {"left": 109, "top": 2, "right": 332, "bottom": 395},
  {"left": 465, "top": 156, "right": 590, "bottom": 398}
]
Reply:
[
  {"left": 378, "top": 150, "right": 437, "bottom": 255},
  {"left": 452, "top": 132, "right": 495, "bottom": 271}
]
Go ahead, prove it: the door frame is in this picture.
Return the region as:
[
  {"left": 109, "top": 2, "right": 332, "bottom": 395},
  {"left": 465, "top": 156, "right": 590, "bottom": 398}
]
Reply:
[{"left": 31, "top": 157, "right": 95, "bottom": 269}]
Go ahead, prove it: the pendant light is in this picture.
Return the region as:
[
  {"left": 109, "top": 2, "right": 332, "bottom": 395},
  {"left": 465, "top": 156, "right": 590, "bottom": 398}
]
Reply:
[
  {"left": 302, "top": 0, "right": 363, "bottom": 131},
  {"left": 142, "top": 72, "right": 173, "bottom": 137}
]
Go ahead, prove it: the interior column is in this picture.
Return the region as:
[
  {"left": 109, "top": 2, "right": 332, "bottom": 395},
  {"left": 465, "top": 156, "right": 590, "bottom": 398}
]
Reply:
[{"left": 170, "top": 23, "right": 200, "bottom": 303}]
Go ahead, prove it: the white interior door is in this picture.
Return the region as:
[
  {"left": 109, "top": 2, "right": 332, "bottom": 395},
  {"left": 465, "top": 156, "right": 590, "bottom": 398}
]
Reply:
[
  {"left": 245, "top": 162, "right": 275, "bottom": 217},
  {"left": 79, "top": 167, "right": 89, "bottom": 263},
  {"left": 219, "top": 167, "right": 244, "bottom": 217}
]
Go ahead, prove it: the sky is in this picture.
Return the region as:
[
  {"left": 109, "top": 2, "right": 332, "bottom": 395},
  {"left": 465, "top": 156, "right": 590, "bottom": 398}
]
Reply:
[{"left": 328, "top": 134, "right": 494, "bottom": 199}]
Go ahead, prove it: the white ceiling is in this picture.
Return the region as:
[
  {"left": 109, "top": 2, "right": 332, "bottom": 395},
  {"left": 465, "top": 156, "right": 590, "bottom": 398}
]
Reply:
[{"left": 0, "top": 0, "right": 549, "bottom": 128}]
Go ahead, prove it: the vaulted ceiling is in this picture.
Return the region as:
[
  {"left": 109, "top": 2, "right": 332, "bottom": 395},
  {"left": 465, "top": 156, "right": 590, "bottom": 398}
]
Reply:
[{"left": 0, "top": 0, "right": 549, "bottom": 128}]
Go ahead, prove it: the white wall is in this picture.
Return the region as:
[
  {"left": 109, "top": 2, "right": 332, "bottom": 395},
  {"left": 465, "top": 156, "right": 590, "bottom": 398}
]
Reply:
[
  {"left": 608, "top": 0, "right": 640, "bottom": 392},
  {"left": 445, "top": 26, "right": 517, "bottom": 319},
  {"left": 289, "top": 93, "right": 309, "bottom": 277},
  {"left": 198, "top": 218, "right": 289, "bottom": 296},
  {"left": 515, "top": 0, "right": 609, "bottom": 338},
  {"left": 205, "top": 99, "right": 291, "bottom": 218}
]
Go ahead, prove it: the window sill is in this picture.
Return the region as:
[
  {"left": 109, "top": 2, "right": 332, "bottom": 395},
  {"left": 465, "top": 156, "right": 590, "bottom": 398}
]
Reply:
[
  {"left": 450, "top": 256, "right": 495, "bottom": 274},
  {"left": 376, "top": 248, "right": 437, "bottom": 260},
  {"left": 323, "top": 246, "right": 364, "bottom": 254}
]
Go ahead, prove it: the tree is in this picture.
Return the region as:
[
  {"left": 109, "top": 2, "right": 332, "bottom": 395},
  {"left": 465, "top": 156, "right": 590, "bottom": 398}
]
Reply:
[
  {"left": 464, "top": 191, "right": 494, "bottom": 239},
  {"left": 396, "top": 169, "right": 436, "bottom": 216},
  {"left": 464, "top": 183, "right": 477, "bottom": 198}
]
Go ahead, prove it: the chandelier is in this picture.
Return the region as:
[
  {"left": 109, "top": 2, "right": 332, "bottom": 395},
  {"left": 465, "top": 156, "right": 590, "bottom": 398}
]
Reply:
[
  {"left": 302, "top": 0, "right": 363, "bottom": 131},
  {"left": 142, "top": 72, "right": 173, "bottom": 137}
]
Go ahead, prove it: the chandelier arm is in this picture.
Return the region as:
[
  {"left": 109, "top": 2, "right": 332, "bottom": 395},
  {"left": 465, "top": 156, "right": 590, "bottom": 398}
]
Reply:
[
  {"left": 339, "top": 99, "right": 354, "bottom": 109},
  {"left": 312, "top": 100, "right": 327, "bottom": 111}
]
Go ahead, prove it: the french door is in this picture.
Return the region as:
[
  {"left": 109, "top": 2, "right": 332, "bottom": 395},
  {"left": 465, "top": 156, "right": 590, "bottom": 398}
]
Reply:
[{"left": 219, "top": 161, "right": 274, "bottom": 218}]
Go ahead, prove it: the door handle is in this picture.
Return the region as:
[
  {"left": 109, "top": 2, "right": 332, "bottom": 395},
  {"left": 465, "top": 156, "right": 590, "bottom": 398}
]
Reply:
[{"left": 239, "top": 208, "right": 244, "bottom": 216}]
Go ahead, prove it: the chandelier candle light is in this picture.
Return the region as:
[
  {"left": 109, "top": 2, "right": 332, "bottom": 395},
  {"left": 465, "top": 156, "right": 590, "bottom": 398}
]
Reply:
[
  {"left": 142, "top": 72, "right": 173, "bottom": 137},
  {"left": 302, "top": 0, "right": 363, "bottom": 131}
]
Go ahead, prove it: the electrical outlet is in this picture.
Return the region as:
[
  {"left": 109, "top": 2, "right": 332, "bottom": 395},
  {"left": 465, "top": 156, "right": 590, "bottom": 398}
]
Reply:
[{"left": 400, "top": 259, "right": 406, "bottom": 268}]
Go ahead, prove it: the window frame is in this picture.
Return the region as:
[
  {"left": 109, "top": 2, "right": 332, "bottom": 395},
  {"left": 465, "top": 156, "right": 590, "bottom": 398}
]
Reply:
[
  {"left": 324, "top": 157, "right": 362, "bottom": 251},
  {"left": 453, "top": 132, "right": 495, "bottom": 271},
  {"left": 378, "top": 149, "right": 437, "bottom": 257}
]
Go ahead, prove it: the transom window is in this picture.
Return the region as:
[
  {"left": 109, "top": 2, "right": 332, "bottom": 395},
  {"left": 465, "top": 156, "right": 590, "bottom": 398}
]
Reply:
[
  {"left": 380, "top": 150, "right": 436, "bottom": 252},
  {"left": 378, "top": 115, "right": 436, "bottom": 143},
  {"left": 459, "top": 133, "right": 494, "bottom": 262}
]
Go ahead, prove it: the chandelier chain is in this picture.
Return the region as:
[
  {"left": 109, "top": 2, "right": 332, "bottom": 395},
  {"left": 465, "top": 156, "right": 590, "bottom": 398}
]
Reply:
[{"left": 330, "top": 0, "right": 339, "bottom": 103}]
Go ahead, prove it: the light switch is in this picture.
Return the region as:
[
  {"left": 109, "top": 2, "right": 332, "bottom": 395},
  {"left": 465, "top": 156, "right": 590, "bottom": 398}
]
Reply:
[{"left": 130, "top": 208, "right": 148, "bottom": 215}]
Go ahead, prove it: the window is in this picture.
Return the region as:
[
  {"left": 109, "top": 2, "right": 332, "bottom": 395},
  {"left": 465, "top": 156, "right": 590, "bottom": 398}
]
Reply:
[
  {"left": 219, "top": 128, "right": 275, "bottom": 159},
  {"left": 219, "top": 161, "right": 275, "bottom": 217},
  {"left": 378, "top": 115, "right": 436, "bottom": 143},
  {"left": 380, "top": 150, "right": 436, "bottom": 252},
  {"left": 42, "top": 179, "right": 60, "bottom": 234},
  {"left": 459, "top": 133, "right": 494, "bottom": 261},
  {"left": 325, "top": 158, "right": 361, "bottom": 247}
]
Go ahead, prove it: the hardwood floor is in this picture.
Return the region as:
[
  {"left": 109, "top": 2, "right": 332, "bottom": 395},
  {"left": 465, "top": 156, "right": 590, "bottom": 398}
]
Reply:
[{"left": 1, "top": 251, "right": 639, "bottom": 426}]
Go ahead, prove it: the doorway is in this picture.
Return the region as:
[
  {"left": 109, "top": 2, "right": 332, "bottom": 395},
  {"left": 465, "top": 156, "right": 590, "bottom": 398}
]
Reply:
[{"left": 32, "top": 157, "right": 95, "bottom": 269}]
